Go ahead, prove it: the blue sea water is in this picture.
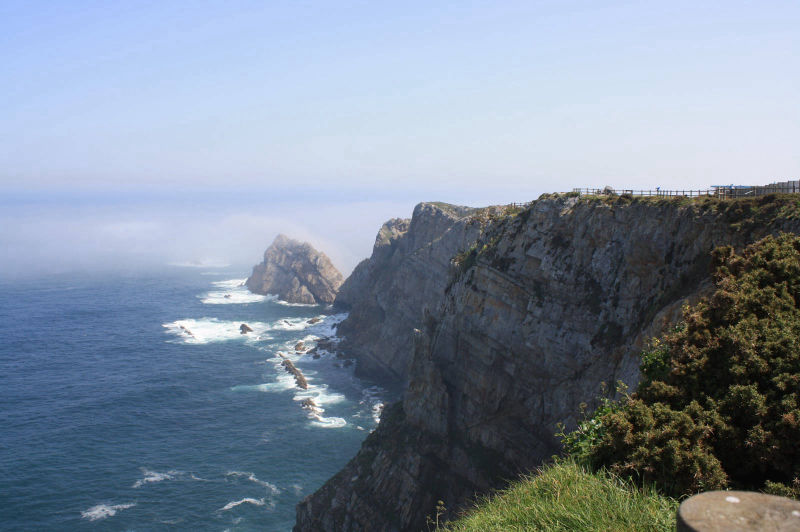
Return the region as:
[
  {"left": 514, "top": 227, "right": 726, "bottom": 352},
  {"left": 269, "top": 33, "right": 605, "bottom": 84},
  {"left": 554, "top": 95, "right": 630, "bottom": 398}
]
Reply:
[{"left": 0, "top": 268, "right": 386, "bottom": 531}]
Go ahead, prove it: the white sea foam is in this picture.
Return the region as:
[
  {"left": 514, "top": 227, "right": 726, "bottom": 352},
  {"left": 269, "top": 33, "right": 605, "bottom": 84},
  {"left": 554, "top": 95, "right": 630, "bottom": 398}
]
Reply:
[
  {"left": 271, "top": 317, "right": 313, "bottom": 331},
  {"left": 81, "top": 503, "right": 136, "bottom": 521},
  {"left": 219, "top": 498, "right": 266, "bottom": 511},
  {"left": 265, "top": 294, "right": 317, "bottom": 307},
  {"left": 311, "top": 313, "right": 348, "bottom": 337},
  {"left": 201, "top": 279, "right": 268, "bottom": 305},
  {"left": 132, "top": 468, "right": 207, "bottom": 488},
  {"left": 132, "top": 469, "right": 180, "bottom": 488},
  {"left": 311, "top": 416, "right": 347, "bottom": 428},
  {"left": 225, "top": 471, "right": 280, "bottom": 494},
  {"left": 163, "top": 318, "right": 271, "bottom": 344},
  {"left": 212, "top": 279, "right": 248, "bottom": 289},
  {"left": 360, "top": 386, "right": 387, "bottom": 424},
  {"left": 230, "top": 378, "right": 295, "bottom": 393},
  {"left": 294, "top": 388, "right": 346, "bottom": 406}
]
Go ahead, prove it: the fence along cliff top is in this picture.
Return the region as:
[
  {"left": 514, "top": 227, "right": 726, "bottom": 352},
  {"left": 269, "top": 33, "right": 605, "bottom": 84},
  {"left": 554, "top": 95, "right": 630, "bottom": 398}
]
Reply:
[{"left": 573, "top": 179, "right": 800, "bottom": 199}]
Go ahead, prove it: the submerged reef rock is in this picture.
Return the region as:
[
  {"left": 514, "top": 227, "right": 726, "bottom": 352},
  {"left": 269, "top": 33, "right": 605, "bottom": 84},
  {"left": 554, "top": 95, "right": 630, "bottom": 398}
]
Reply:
[
  {"left": 296, "top": 194, "right": 800, "bottom": 532},
  {"left": 246, "top": 234, "right": 343, "bottom": 305}
]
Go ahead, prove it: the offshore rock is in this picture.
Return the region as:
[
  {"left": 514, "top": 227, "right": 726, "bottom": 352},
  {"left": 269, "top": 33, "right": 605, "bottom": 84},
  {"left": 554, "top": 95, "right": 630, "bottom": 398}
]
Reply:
[
  {"left": 279, "top": 354, "right": 308, "bottom": 390},
  {"left": 334, "top": 202, "right": 496, "bottom": 383},
  {"left": 296, "top": 195, "right": 800, "bottom": 532},
  {"left": 246, "top": 234, "right": 343, "bottom": 305}
]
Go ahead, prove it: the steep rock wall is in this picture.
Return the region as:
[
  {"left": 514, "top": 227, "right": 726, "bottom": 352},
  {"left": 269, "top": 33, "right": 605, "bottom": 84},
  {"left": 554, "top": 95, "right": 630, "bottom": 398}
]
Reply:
[
  {"left": 296, "top": 194, "right": 800, "bottom": 532},
  {"left": 334, "top": 202, "right": 492, "bottom": 383}
]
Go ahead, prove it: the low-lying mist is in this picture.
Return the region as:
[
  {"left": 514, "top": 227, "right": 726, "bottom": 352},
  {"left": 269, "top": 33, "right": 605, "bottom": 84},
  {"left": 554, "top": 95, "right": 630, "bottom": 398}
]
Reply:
[{"left": 0, "top": 189, "right": 419, "bottom": 279}]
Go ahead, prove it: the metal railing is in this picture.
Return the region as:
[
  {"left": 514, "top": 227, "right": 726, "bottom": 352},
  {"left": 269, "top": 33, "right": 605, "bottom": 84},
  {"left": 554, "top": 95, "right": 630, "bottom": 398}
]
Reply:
[
  {"left": 572, "top": 188, "right": 713, "bottom": 197},
  {"left": 573, "top": 180, "right": 800, "bottom": 199}
]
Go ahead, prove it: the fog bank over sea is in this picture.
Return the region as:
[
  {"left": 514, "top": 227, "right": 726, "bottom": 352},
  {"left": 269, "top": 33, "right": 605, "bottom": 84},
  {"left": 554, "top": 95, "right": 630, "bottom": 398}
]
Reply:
[{"left": 0, "top": 183, "right": 557, "bottom": 279}]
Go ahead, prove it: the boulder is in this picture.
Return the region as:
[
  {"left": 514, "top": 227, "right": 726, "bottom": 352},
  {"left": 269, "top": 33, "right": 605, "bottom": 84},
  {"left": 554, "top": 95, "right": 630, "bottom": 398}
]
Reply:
[{"left": 245, "top": 235, "right": 344, "bottom": 305}]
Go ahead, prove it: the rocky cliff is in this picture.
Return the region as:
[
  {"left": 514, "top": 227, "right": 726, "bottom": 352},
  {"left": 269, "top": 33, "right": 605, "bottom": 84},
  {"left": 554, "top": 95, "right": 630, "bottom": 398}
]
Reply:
[
  {"left": 296, "top": 194, "right": 800, "bottom": 532},
  {"left": 246, "top": 234, "right": 343, "bottom": 305},
  {"left": 334, "top": 202, "right": 498, "bottom": 383}
]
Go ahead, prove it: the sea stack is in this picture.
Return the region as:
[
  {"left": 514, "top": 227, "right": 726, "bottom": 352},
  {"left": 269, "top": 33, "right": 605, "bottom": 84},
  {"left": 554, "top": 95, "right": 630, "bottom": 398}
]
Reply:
[{"left": 245, "top": 234, "right": 344, "bottom": 305}]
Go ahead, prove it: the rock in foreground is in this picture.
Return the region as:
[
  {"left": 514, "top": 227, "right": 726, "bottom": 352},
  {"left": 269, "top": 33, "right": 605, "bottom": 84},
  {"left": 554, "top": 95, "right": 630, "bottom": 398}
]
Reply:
[{"left": 246, "top": 234, "right": 343, "bottom": 305}]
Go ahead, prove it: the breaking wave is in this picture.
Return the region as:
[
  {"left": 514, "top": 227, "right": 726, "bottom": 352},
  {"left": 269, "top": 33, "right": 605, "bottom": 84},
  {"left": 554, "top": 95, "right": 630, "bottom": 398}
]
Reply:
[
  {"left": 81, "top": 503, "right": 136, "bottom": 521},
  {"left": 219, "top": 498, "right": 266, "bottom": 511},
  {"left": 200, "top": 279, "right": 268, "bottom": 305},
  {"left": 162, "top": 318, "right": 271, "bottom": 344}
]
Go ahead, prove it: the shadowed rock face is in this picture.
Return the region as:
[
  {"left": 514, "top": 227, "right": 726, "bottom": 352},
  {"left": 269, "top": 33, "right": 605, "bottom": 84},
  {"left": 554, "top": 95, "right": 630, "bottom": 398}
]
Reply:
[
  {"left": 246, "top": 234, "right": 343, "bottom": 305},
  {"left": 334, "top": 202, "right": 493, "bottom": 383},
  {"left": 296, "top": 195, "right": 800, "bottom": 532}
]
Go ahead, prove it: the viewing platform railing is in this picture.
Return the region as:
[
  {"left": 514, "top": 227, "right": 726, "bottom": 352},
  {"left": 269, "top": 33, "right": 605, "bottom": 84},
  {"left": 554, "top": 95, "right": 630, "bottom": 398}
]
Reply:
[
  {"left": 572, "top": 188, "right": 713, "bottom": 197},
  {"left": 573, "top": 180, "right": 800, "bottom": 199}
]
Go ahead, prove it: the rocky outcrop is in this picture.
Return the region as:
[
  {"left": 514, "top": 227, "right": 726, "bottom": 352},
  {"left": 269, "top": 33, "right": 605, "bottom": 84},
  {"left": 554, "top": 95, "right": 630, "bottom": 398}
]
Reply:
[
  {"left": 279, "top": 353, "right": 308, "bottom": 390},
  {"left": 296, "top": 194, "right": 800, "bottom": 532},
  {"left": 334, "top": 202, "right": 498, "bottom": 383},
  {"left": 246, "top": 235, "right": 343, "bottom": 305}
]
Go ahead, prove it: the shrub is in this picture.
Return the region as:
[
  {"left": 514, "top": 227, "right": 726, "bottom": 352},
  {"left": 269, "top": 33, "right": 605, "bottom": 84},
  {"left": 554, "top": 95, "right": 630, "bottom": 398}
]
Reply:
[{"left": 563, "top": 234, "right": 800, "bottom": 497}]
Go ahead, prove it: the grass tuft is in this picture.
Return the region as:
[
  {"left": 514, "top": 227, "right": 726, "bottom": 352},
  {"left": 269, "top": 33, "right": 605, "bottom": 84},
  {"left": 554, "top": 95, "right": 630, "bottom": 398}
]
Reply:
[{"left": 441, "top": 460, "right": 677, "bottom": 532}]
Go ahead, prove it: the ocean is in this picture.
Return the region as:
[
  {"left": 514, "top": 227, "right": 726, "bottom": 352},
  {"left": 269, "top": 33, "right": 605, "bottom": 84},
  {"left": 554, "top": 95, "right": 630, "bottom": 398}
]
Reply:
[{"left": 0, "top": 268, "right": 386, "bottom": 531}]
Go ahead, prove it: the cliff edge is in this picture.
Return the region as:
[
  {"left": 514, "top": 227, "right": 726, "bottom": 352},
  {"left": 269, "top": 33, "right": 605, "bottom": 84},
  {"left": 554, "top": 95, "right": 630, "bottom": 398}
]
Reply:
[
  {"left": 246, "top": 234, "right": 343, "bottom": 305},
  {"left": 296, "top": 194, "right": 800, "bottom": 532},
  {"left": 334, "top": 202, "right": 500, "bottom": 383}
]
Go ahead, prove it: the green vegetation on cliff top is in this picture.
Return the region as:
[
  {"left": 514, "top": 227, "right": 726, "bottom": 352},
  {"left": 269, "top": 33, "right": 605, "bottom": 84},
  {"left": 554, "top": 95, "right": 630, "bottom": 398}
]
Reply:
[
  {"left": 441, "top": 233, "right": 800, "bottom": 529},
  {"left": 563, "top": 233, "right": 800, "bottom": 498},
  {"left": 441, "top": 460, "right": 677, "bottom": 532}
]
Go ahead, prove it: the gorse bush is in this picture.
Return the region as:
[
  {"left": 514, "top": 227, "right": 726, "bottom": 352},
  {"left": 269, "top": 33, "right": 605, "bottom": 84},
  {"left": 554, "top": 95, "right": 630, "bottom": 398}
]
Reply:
[{"left": 563, "top": 233, "right": 800, "bottom": 498}]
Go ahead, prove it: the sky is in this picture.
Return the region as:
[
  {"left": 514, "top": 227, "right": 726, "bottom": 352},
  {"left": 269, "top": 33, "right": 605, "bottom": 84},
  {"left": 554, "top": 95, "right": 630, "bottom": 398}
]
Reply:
[{"left": 1, "top": 1, "right": 799, "bottom": 276}]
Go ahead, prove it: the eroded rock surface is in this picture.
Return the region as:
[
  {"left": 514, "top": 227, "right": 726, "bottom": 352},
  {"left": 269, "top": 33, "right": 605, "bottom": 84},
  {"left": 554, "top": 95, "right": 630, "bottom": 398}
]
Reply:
[
  {"left": 296, "top": 195, "right": 800, "bottom": 532},
  {"left": 246, "top": 234, "right": 343, "bottom": 305},
  {"left": 334, "top": 202, "right": 495, "bottom": 382}
]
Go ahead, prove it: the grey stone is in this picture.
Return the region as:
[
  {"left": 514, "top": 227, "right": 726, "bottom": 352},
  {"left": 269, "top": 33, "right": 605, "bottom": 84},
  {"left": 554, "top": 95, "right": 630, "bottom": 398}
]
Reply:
[
  {"left": 333, "top": 202, "right": 498, "bottom": 382},
  {"left": 246, "top": 234, "right": 343, "bottom": 305},
  {"left": 677, "top": 491, "right": 800, "bottom": 532}
]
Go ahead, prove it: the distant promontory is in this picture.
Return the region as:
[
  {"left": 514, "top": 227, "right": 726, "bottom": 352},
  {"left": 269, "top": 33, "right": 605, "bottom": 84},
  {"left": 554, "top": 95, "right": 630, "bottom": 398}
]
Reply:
[{"left": 245, "top": 234, "right": 343, "bottom": 305}]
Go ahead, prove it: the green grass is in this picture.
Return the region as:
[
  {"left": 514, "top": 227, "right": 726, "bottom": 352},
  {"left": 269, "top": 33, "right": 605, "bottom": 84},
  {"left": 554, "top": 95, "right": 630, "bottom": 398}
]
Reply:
[{"left": 440, "top": 460, "right": 677, "bottom": 532}]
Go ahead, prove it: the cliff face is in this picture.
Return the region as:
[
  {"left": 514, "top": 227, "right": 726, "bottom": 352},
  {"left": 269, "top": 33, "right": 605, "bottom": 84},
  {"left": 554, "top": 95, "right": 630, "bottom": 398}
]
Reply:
[
  {"left": 246, "top": 234, "right": 343, "bottom": 305},
  {"left": 334, "top": 202, "right": 493, "bottom": 383},
  {"left": 296, "top": 195, "right": 800, "bottom": 532}
]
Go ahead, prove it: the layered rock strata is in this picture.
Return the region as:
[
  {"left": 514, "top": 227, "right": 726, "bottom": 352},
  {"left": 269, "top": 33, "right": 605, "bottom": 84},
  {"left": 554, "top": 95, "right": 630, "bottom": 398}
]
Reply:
[
  {"left": 334, "top": 202, "right": 497, "bottom": 382},
  {"left": 296, "top": 194, "right": 800, "bottom": 532},
  {"left": 246, "top": 234, "right": 343, "bottom": 304}
]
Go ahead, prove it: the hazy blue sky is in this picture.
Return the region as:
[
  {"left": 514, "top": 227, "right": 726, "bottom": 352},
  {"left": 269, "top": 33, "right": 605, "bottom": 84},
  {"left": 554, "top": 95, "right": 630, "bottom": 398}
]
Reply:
[{"left": 1, "top": 1, "right": 799, "bottom": 275}]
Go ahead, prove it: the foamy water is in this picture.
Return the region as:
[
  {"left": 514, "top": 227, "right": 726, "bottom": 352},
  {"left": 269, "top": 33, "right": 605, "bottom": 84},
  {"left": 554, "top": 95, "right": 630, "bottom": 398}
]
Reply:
[
  {"left": 162, "top": 317, "right": 273, "bottom": 344},
  {"left": 226, "top": 471, "right": 280, "bottom": 493},
  {"left": 81, "top": 503, "right": 136, "bottom": 521},
  {"left": 0, "top": 271, "right": 389, "bottom": 530},
  {"left": 201, "top": 278, "right": 269, "bottom": 305}
]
